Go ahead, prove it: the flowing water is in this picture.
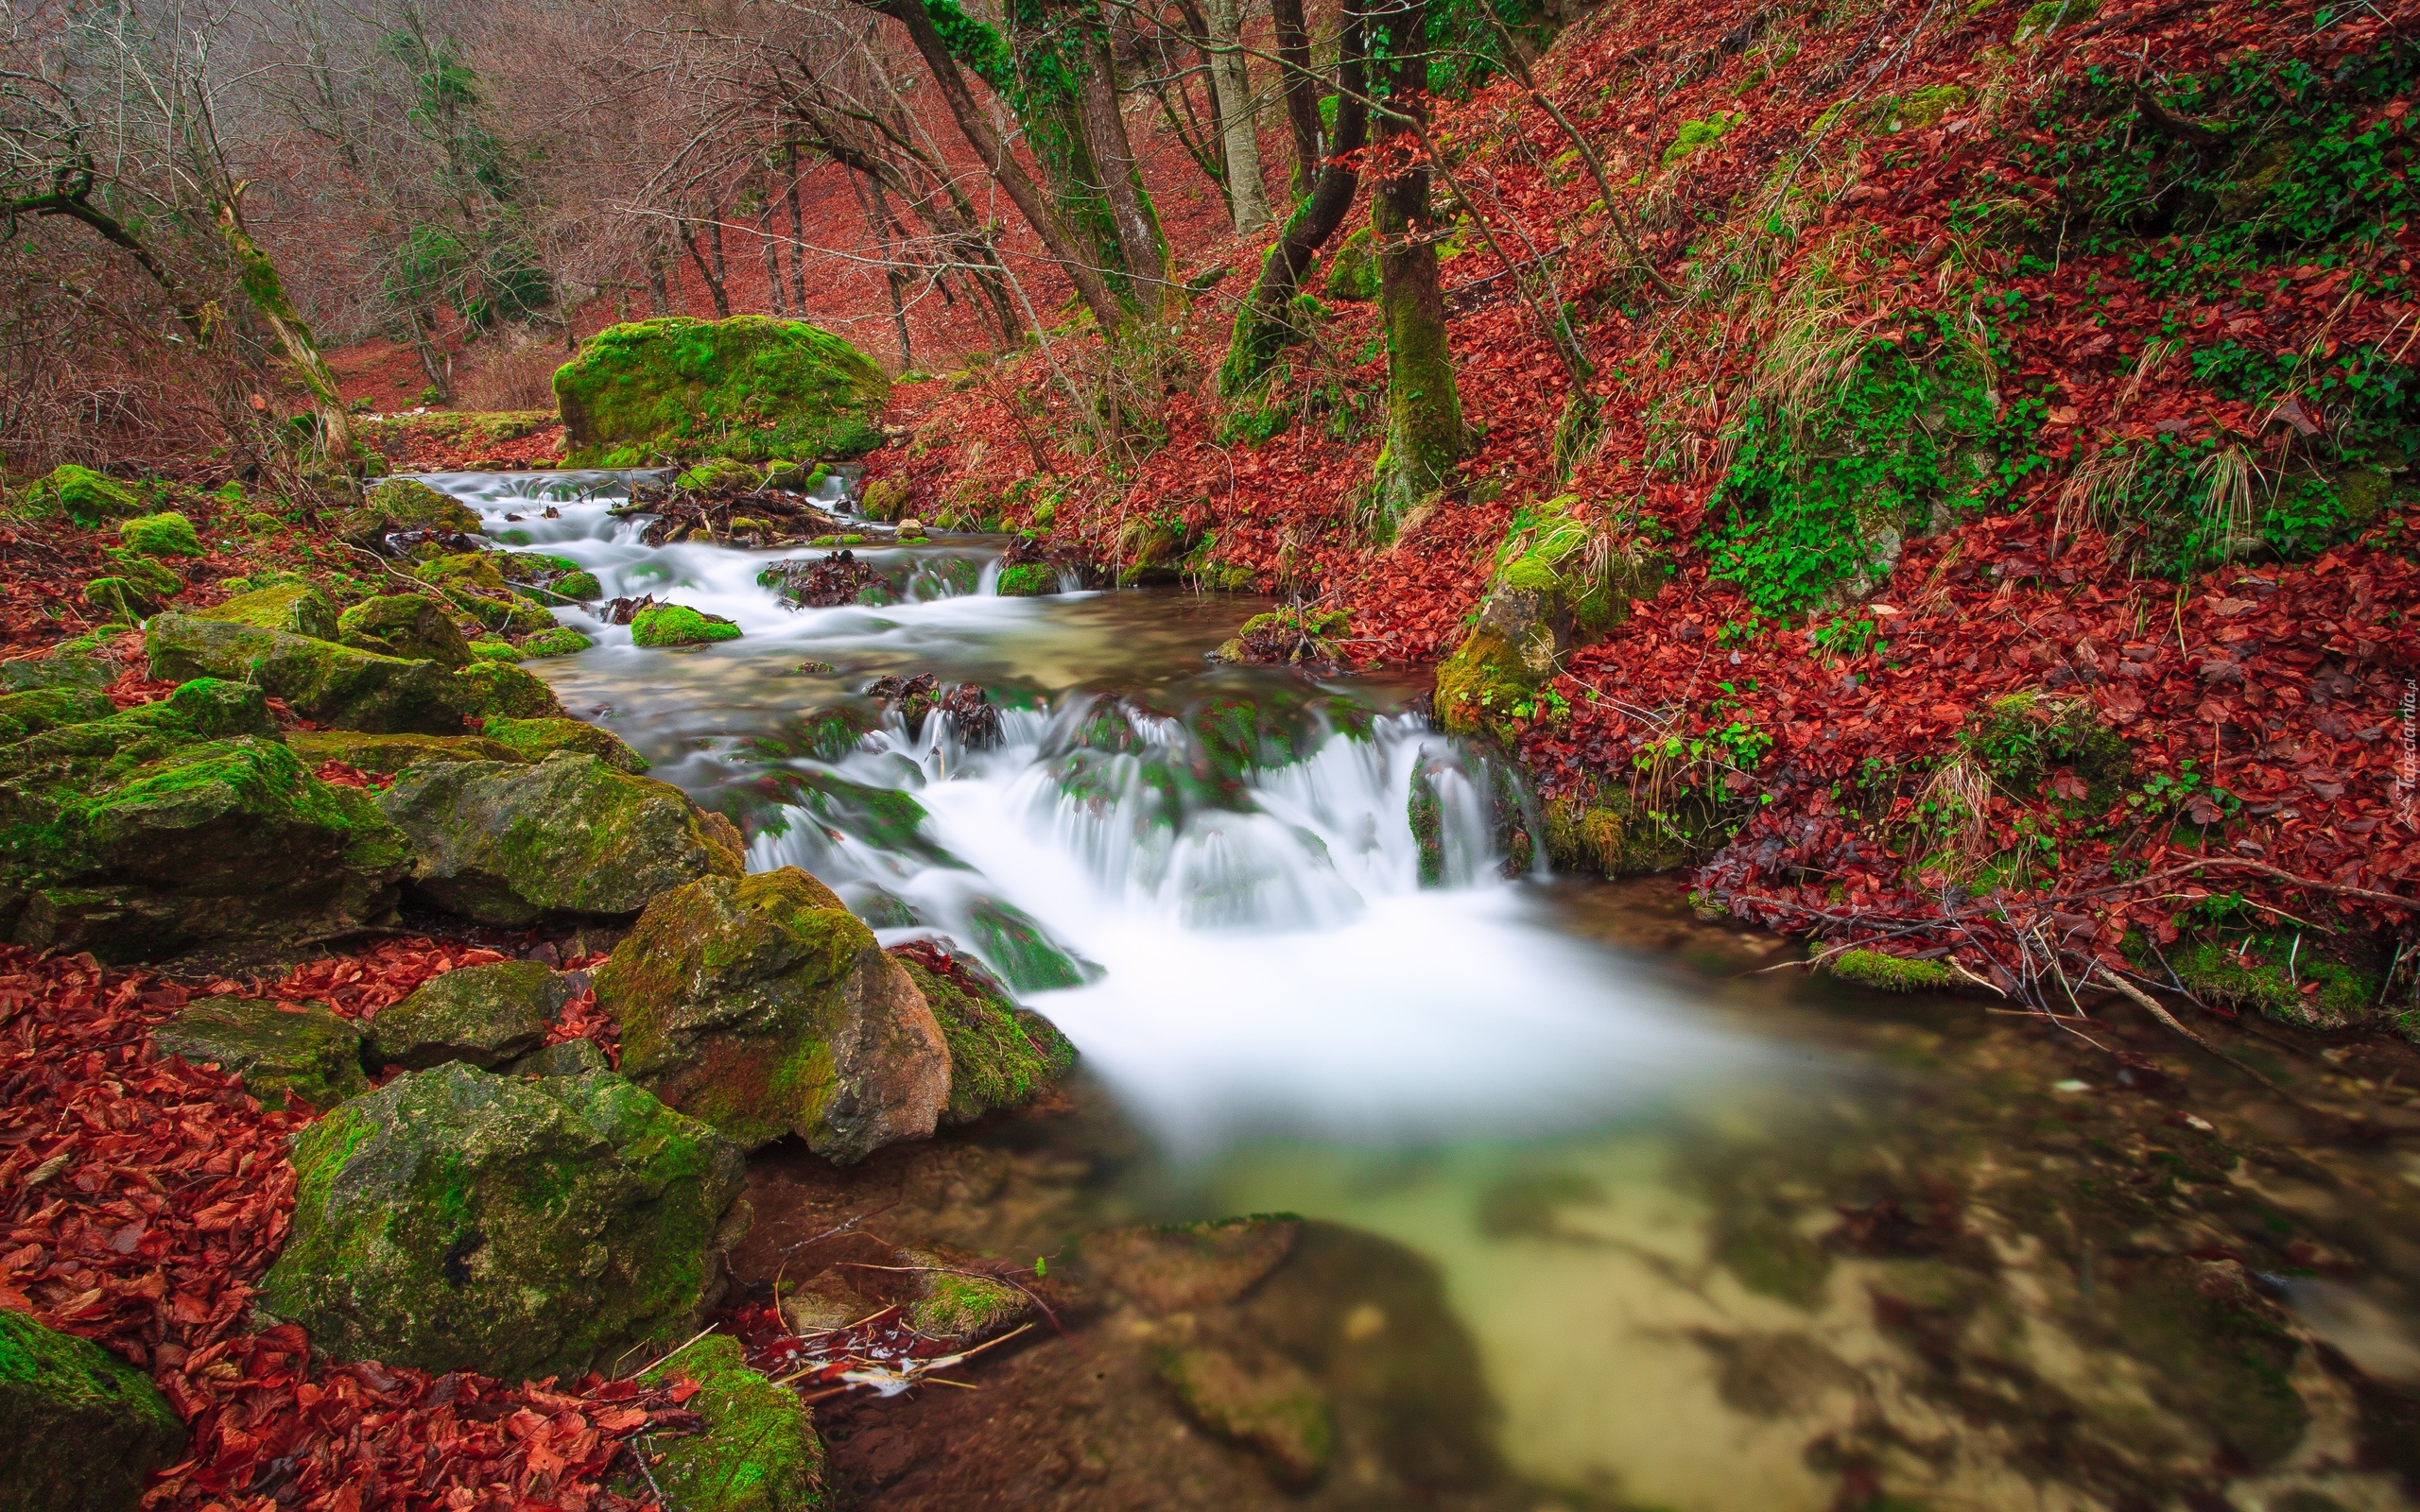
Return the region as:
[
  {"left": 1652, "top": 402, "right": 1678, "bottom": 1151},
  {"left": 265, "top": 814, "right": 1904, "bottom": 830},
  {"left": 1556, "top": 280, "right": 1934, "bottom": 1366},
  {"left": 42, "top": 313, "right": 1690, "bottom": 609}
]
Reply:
[{"left": 420, "top": 471, "right": 2420, "bottom": 1512}]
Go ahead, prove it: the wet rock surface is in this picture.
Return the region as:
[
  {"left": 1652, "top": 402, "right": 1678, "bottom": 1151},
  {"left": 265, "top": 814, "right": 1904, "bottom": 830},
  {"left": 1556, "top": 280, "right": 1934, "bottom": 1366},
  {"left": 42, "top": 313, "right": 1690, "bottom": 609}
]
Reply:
[{"left": 152, "top": 996, "right": 368, "bottom": 1109}]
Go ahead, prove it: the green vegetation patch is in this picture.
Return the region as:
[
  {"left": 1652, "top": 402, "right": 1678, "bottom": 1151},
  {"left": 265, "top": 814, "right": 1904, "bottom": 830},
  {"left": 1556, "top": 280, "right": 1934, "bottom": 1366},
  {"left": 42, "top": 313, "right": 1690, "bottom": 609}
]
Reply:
[
  {"left": 120, "top": 511, "right": 203, "bottom": 558},
  {"left": 555, "top": 316, "right": 891, "bottom": 467},
  {"left": 631, "top": 604, "right": 742, "bottom": 647}
]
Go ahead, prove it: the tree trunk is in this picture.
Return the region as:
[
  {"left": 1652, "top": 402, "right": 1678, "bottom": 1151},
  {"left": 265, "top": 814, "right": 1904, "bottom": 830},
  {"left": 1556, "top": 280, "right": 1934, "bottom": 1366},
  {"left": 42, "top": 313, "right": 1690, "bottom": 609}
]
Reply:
[
  {"left": 707, "top": 218, "right": 732, "bottom": 317},
  {"left": 1067, "top": 7, "right": 1167, "bottom": 318},
  {"left": 873, "top": 0, "right": 1126, "bottom": 336},
  {"left": 680, "top": 220, "right": 732, "bottom": 318},
  {"left": 759, "top": 199, "right": 788, "bottom": 317},
  {"left": 216, "top": 201, "right": 359, "bottom": 467},
  {"left": 785, "top": 146, "right": 810, "bottom": 312},
  {"left": 1270, "top": 0, "right": 1322, "bottom": 198},
  {"left": 645, "top": 242, "right": 671, "bottom": 316},
  {"left": 1369, "top": 0, "right": 1465, "bottom": 517},
  {"left": 1218, "top": 0, "right": 1366, "bottom": 395},
  {"left": 1202, "top": 0, "right": 1271, "bottom": 235}
]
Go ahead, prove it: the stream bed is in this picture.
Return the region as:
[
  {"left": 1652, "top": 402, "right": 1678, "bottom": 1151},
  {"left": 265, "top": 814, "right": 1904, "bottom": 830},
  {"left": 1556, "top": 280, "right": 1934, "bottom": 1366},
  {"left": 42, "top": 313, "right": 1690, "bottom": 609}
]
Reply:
[{"left": 421, "top": 470, "right": 2420, "bottom": 1512}]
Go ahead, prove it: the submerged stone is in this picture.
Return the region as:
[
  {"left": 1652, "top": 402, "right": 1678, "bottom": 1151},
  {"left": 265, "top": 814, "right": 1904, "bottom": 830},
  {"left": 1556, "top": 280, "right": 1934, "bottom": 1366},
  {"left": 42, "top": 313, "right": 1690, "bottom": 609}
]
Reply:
[
  {"left": 257, "top": 1062, "right": 749, "bottom": 1381},
  {"left": 594, "top": 867, "right": 948, "bottom": 1160},
  {"left": 147, "top": 612, "right": 467, "bottom": 733},
  {"left": 635, "top": 1334, "right": 825, "bottom": 1512},
  {"left": 1155, "top": 1340, "right": 1333, "bottom": 1486},
  {"left": 376, "top": 754, "right": 744, "bottom": 925},
  {"left": 152, "top": 996, "right": 369, "bottom": 1109},
  {"left": 1080, "top": 1217, "right": 1302, "bottom": 1314},
  {"left": 0, "top": 1308, "right": 188, "bottom": 1510},
  {"left": 963, "top": 897, "right": 1096, "bottom": 993},
  {"left": 367, "top": 960, "right": 578, "bottom": 1071}
]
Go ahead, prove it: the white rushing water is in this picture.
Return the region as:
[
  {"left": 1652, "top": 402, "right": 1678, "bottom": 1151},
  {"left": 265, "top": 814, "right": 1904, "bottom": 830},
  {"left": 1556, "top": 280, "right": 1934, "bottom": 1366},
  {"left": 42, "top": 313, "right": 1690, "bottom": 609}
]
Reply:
[{"left": 417, "top": 471, "right": 1742, "bottom": 1154}]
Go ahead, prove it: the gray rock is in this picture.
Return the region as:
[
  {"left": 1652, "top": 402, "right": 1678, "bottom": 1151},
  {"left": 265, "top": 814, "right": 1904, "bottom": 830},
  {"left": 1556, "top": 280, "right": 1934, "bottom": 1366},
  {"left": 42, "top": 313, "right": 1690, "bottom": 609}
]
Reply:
[
  {"left": 153, "top": 996, "right": 368, "bottom": 1109},
  {"left": 367, "top": 960, "right": 577, "bottom": 1070}
]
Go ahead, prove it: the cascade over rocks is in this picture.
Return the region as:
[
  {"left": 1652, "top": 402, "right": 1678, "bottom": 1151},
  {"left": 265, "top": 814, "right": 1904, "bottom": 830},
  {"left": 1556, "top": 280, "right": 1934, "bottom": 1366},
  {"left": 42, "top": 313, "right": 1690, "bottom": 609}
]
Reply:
[
  {"left": 0, "top": 1308, "right": 189, "bottom": 1510},
  {"left": 146, "top": 612, "right": 468, "bottom": 733},
  {"left": 152, "top": 996, "right": 369, "bottom": 1109},
  {"left": 376, "top": 754, "right": 745, "bottom": 925},
  {"left": 593, "top": 867, "right": 949, "bottom": 1160},
  {"left": 256, "top": 1061, "right": 750, "bottom": 1381},
  {"left": 366, "top": 959, "right": 579, "bottom": 1070}
]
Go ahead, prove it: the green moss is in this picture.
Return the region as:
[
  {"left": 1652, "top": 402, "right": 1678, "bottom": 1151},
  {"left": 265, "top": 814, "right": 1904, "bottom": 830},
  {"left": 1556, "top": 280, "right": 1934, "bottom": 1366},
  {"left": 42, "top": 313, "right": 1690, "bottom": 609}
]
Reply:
[
  {"left": 898, "top": 959, "right": 1074, "bottom": 1125},
  {"left": 341, "top": 479, "right": 481, "bottom": 545},
  {"left": 631, "top": 604, "right": 742, "bottom": 647},
  {"left": 0, "top": 685, "right": 114, "bottom": 745},
  {"left": 1664, "top": 112, "right": 1739, "bottom": 166},
  {"left": 0, "top": 1308, "right": 188, "bottom": 1508},
  {"left": 1965, "top": 690, "right": 2133, "bottom": 809},
  {"left": 368, "top": 960, "right": 575, "bottom": 1071},
  {"left": 637, "top": 1335, "right": 825, "bottom": 1512},
  {"left": 1324, "top": 226, "right": 1381, "bottom": 301},
  {"left": 199, "top": 582, "right": 341, "bottom": 641},
  {"left": 153, "top": 996, "right": 369, "bottom": 1109},
  {"left": 902, "top": 1262, "right": 1030, "bottom": 1341},
  {"left": 468, "top": 639, "right": 520, "bottom": 662},
  {"left": 2014, "top": 0, "right": 2096, "bottom": 42},
  {"left": 2170, "top": 937, "right": 2379, "bottom": 1031},
  {"left": 516, "top": 627, "right": 594, "bottom": 659},
  {"left": 455, "top": 660, "right": 565, "bottom": 719},
  {"left": 480, "top": 716, "right": 648, "bottom": 773},
  {"left": 555, "top": 317, "right": 890, "bottom": 467},
  {"left": 991, "top": 563, "right": 1055, "bottom": 598},
  {"left": 1824, "top": 948, "right": 1959, "bottom": 993},
  {"left": 25, "top": 464, "right": 144, "bottom": 524},
  {"left": 337, "top": 593, "right": 473, "bottom": 666},
  {"left": 147, "top": 612, "right": 467, "bottom": 733},
  {"left": 119, "top": 510, "right": 202, "bottom": 558},
  {"left": 675, "top": 457, "right": 764, "bottom": 492},
  {"left": 285, "top": 729, "right": 522, "bottom": 774},
  {"left": 1890, "top": 84, "right": 1970, "bottom": 129}
]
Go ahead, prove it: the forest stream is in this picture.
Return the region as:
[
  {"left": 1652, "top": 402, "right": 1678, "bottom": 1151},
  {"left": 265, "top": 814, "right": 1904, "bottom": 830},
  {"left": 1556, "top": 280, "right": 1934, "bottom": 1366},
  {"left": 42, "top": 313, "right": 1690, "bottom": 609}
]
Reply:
[{"left": 402, "top": 469, "right": 2420, "bottom": 1512}]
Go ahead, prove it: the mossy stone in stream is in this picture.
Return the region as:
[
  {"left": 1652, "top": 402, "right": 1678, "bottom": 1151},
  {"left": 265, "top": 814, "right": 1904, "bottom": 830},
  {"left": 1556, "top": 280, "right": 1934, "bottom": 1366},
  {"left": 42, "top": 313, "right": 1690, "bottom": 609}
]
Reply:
[
  {"left": 339, "top": 478, "right": 481, "bottom": 546},
  {"left": 0, "top": 1308, "right": 188, "bottom": 1510},
  {"left": 368, "top": 960, "right": 579, "bottom": 1071},
  {"left": 146, "top": 612, "right": 468, "bottom": 733},
  {"left": 0, "top": 686, "right": 114, "bottom": 744},
  {"left": 1824, "top": 949, "right": 1960, "bottom": 993},
  {"left": 631, "top": 604, "right": 742, "bottom": 647},
  {"left": 635, "top": 1334, "right": 826, "bottom": 1512},
  {"left": 593, "top": 868, "right": 948, "bottom": 1160},
  {"left": 152, "top": 996, "right": 369, "bottom": 1110},
  {"left": 480, "top": 715, "right": 648, "bottom": 772},
  {"left": 197, "top": 581, "right": 342, "bottom": 642},
  {"left": 119, "top": 510, "right": 202, "bottom": 558},
  {"left": 963, "top": 897, "right": 1096, "bottom": 993},
  {"left": 375, "top": 754, "right": 744, "bottom": 925},
  {"left": 285, "top": 730, "right": 525, "bottom": 775},
  {"left": 2116, "top": 1256, "right": 2308, "bottom": 1469},
  {"left": 897, "top": 959, "right": 1075, "bottom": 1125},
  {"left": 900, "top": 1255, "right": 1033, "bottom": 1343},
  {"left": 337, "top": 593, "right": 473, "bottom": 667},
  {"left": 554, "top": 316, "right": 890, "bottom": 467},
  {"left": 516, "top": 627, "right": 594, "bottom": 659},
  {"left": 674, "top": 457, "right": 763, "bottom": 493},
  {"left": 256, "top": 1063, "right": 750, "bottom": 1381},
  {"left": 468, "top": 639, "right": 521, "bottom": 662},
  {"left": 995, "top": 563, "right": 1059, "bottom": 597},
  {"left": 453, "top": 661, "right": 566, "bottom": 721}
]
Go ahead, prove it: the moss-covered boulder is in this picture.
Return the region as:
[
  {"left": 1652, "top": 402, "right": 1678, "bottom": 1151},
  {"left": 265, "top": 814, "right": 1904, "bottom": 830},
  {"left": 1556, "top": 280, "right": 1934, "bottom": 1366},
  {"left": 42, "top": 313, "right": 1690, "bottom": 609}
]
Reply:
[
  {"left": 1, "top": 651, "right": 108, "bottom": 695},
  {"left": 453, "top": 661, "right": 566, "bottom": 720},
  {"left": 152, "top": 996, "right": 368, "bottom": 1109},
  {"left": 481, "top": 716, "right": 648, "bottom": 773},
  {"left": 512, "top": 1037, "right": 610, "bottom": 1077},
  {"left": 368, "top": 960, "right": 579, "bottom": 1071},
  {"left": 594, "top": 868, "right": 948, "bottom": 1160},
  {"left": 674, "top": 457, "right": 763, "bottom": 493},
  {"left": 634, "top": 1334, "right": 826, "bottom": 1512},
  {"left": 256, "top": 1062, "right": 749, "bottom": 1381},
  {"left": 630, "top": 604, "right": 741, "bottom": 647},
  {"left": 146, "top": 612, "right": 467, "bottom": 733},
  {"left": 1436, "top": 496, "right": 1664, "bottom": 743},
  {"left": 23, "top": 464, "right": 145, "bottom": 524},
  {"left": 119, "top": 510, "right": 202, "bottom": 558},
  {"left": 516, "top": 627, "right": 594, "bottom": 659},
  {"left": 555, "top": 317, "right": 891, "bottom": 468},
  {"left": 375, "top": 753, "right": 744, "bottom": 925},
  {"left": 0, "top": 686, "right": 114, "bottom": 745},
  {"left": 2, "top": 724, "right": 408, "bottom": 962},
  {"left": 197, "top": 581, "right": 341, "bottom": 642},
  {"left": 339, "top": 478, "right": 481, "bottom": 547},
  {"left": 0, "top": 1308, "right": 188, "bottom": 1509},
  {"left": 337, "top": 593, "right": 473, "bottom": 667},
  {"left": 895, "top": 958, "right": 1074, "bottom": 1125},
  {"left": 285, "top": 730, "right": 524, "bottom": 775},
  {"left": 995, "top": 563, "right": 1059, "bottom": 598}
]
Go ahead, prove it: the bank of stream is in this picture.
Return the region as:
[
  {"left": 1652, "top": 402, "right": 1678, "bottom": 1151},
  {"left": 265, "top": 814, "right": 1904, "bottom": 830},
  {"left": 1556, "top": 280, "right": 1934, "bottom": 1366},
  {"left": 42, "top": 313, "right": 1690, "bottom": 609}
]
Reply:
[{"left": 428, "top": 469, "right": 2420, "bottom": 1512}]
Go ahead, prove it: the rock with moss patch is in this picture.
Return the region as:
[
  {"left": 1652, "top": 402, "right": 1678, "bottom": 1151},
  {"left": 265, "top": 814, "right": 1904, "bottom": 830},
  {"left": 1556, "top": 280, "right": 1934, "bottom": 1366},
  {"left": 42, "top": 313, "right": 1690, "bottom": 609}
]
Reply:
[
  {"left": 1080, "top": 1217, "right": 1301, "bottom": 1314},
  {"left": 555, "top": 316, "right": 890, "bottom": 468},
  {"left": 894, "top": 958, "right": 1073, "bottom": 1125},
  {"left": 147, "top": 612, "right": 467, "bottom": 733},
  {"left": 368, "top": 960, "right": 578, "bottom": 1071},
  {"left": 256, "top": 1062, "right": 749, "bottom": 1381},
  {"left": 285, "top": 730, "right": 523, "bottom": 775},
  {"left": 24, "top": 464, "right": 145, "bottom": 524},
  {"left": 594, "top": 867, "right": 948, "bottom": 1160},
  {"left": 1824, "top": 948, "right": 1960, "bottom": 993},
  {"left": 481, "top": 716, "right": 648, "bottom": 773},
  {"left": 119, "top": 511, "right": 203, "bottom": 558},
  {"left": 198, "top": 581, "right": 343, "bottom": 643},
  {"left": 1155, "top": 1339, "right": 1333, "bottom": 1486},
  {"left": 516, "top": 627, "right": 593, "bottom": 660},
  {"left": 1, "top": 652, "right": 108, "bottom": 696},
  {"left": 337, "top": 593, "right": 473, "bottom": 667},
  {"left": 2167, "top": 936, "right": 2380, "bottom": 1032},
  {"left": 376, "top": 753, "right": 744, "bottom": 925},
  {"left": 994, "top": 563, "right": 1059, "bottom": 598},
  {"left": 340, "top": 478, "right": 482, "bottom": 547},
  {"left": 1323, "top": 227, "right": 1380, "bottom": 301},
  {"left": 453, "top": 661, "right": 566, "bottom": 720},
  {"left": 900, "top": 1253, "right": 1034, "bottom": 1343},
  {"left": 0, "top": 686, "right": 114, "bottom": 745},
  {"left": 631, "top": 604, "right": 742, "bottom": 647},
  {"left": 510, "top": 1038, "right": 610, "bottom": 1077},
  {"left": 674, "top": 457, "right": 763, "bottom": 493},
  {"left": 634, "top": 1334, "right": 825, "bottom": 1512},
  {"left": 152, "top": 996, "right": 368, "bottom": 1109},
  {"left": 0, "top": 1307, "right": 189, "bottom": 1510}
]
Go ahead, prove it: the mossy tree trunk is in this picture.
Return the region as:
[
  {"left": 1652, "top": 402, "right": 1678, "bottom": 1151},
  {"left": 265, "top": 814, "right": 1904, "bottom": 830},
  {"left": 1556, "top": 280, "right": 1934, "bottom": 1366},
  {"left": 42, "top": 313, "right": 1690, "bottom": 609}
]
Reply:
[
  {"left": 1216, "top": 0, "right": 1368, "bottom": 397},
  {"left": 216, "top": 199, "right": 360, "bottom": 468},
  {"left": 1370, "top": 0, "right": 1466, "bottom": 517},
  {"left": 1065, "top": 2, "right": 1170, "bottom": 318}
]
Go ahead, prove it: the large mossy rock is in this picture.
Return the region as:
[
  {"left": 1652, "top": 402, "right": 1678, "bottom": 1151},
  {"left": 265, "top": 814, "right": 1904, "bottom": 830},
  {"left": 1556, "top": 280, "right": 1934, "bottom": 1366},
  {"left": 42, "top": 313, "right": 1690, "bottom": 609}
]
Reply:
[
  {"left": 340, "top": 478, "right": 482, "bottom": 547},
  {"left": 152, "top": 996, "right": 369, "bottom": 1109},
  {"left": 480, "top": 716, "right": 648, "bottom": 773},
  {"left": 0, "top": 686, "right": 114, "bottom": 745},
  {"left": 197, "top": 581, "right": 341, "bottom": 642},
  {"left": 337, "top": 593, "right": 473, "bottom": 667},
  {"left": 147, "top": 612, "right": 467, "bottom": 733},
  {"left": 285, "top": 730, "right": 524, "bottom": 775},
  {"left": 376, "top": 754, "right": 744, "bottom": 925},
  {"left": 367, "top": 960, "right": 578, "bottom": 1071},
  {"left": 0, "top": 1309, "right": 188, "bottom": 1510},
  {"left": 593, "top": 868, "right": 948, "bottom": 1160},
  {"left": 453, "top": 660, "right": 566, "bottom": 720},
  {"left": 630, "top": 604, "right": 741, "bottom": 647},
  {"left": 634, "top": 1334, "right": 826, "bottom": 1512},
  {"left": 895, "top": 958, "right": 1074, "bottom": 1126},
  {"left": 0, "top": 710, "right": 408, "bottom": 961},
  {"left": 257, "top": 1063, "right": 748, "bottom": 1381},
  {"left": 554, "top": 317, "right": 891, "bottom": 468},
  {"left": 24, "top": 464, "right": 145, "bottom": 524}
]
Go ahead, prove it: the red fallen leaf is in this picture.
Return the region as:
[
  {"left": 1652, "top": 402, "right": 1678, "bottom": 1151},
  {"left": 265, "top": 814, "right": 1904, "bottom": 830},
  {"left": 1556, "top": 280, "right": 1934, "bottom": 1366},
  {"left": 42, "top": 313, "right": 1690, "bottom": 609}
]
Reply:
[
  {"left": 667, "top": 1378, "right": 703, "bottom": 1404},
  {"left": 594, "top": 1406, "right": 648, "bottom": 1433}
]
